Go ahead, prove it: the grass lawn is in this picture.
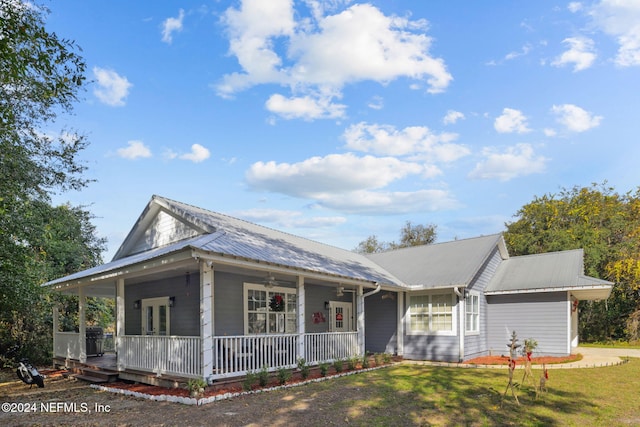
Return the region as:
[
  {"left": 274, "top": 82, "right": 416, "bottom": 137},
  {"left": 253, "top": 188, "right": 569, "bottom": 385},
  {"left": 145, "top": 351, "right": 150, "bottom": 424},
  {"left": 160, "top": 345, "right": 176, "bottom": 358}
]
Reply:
[
  {"left": 581, "top": 341, "right": 640, "bottom": 349},
  {"left": 326, "top": 358, "right": 640, "bottom": 426}
]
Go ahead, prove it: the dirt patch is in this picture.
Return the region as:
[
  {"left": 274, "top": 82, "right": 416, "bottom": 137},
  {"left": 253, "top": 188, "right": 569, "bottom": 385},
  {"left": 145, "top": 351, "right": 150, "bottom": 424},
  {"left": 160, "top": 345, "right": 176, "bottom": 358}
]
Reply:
[{"left": 464, "top": 354, "right": 582, "bottom": 365}]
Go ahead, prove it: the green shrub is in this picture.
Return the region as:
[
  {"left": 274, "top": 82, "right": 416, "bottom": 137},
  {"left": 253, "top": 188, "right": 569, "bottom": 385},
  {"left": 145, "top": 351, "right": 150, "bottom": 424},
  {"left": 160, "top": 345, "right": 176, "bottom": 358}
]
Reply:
[
  {"left": 383, "top": 353, "right": 392, "bottom": 364},
  {"left": 243, "top": 371, "right": 257, "bottom": 391},
  {"left": 374, "top": 353, "right": 382, "bottom": 366},
  {"left": 297, "top": 357, "right": 310, "bottom": 379},
  {"left": 347, "top": 356, "right": 358, "bottom": 370},
  {"left": 333, "top": 358, "right": 344, "bottom": 373},
  {"left": 277, "top": 367, "right": 292, "bottom": 385},
  {"left": 258, "top": 365, "right": 269, "bottom": 387},
  {"left": 319, "top": 362, "right": 329, "bottom": 377},
  {"left": 362, "top": 354, "right": 370, "bottom": 369}
]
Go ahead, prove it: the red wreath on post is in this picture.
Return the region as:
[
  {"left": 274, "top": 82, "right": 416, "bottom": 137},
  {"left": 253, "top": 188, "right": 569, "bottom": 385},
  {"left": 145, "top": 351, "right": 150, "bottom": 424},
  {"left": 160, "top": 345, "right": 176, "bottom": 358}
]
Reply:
[{"left": 572, "top": 299, "right": 579, "bottom": 313}]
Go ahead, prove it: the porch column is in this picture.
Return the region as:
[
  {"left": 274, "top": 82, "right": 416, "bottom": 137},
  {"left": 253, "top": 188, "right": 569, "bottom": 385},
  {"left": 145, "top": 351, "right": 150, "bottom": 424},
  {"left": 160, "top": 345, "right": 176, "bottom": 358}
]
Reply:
[
  {"left": 52, "top": 305, "right": 59, "bottom": 358},
  {"left": 396, "top": 292, "right": 404, "bottom": 356},
  {"left": 200, "top": 262, "right": 214, "bottom": 381},
  {"left": 297, "top": 276, "right": 305, "bottom": 361},
  {"left": 116, "top": 278, "right": 125, "bottom": 371},
  {"left": 78, "top": 286, "right": 87, "bottom": 363},
  {"left": 356, "top": 285, "right": 364, "bottom": 355}
]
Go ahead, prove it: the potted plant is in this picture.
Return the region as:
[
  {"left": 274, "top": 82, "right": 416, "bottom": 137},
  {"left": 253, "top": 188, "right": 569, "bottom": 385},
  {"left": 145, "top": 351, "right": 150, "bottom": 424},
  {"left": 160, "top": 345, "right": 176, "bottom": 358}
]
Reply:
[{"left": 186, "top": 378, "right": 207, "bottom": 398}]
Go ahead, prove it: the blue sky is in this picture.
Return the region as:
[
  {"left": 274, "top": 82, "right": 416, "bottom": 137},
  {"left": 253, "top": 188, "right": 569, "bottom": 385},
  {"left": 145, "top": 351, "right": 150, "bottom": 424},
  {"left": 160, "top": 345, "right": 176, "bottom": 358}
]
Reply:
[{"left": 46, "top": 0, "right": 640, "bottom": 261}]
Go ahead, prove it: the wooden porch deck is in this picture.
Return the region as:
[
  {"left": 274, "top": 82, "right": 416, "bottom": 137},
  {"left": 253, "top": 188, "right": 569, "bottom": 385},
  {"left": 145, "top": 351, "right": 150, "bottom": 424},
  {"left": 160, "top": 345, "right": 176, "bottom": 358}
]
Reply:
[{"left": 52, "top": 353, "right": 188, "bottom": 388}]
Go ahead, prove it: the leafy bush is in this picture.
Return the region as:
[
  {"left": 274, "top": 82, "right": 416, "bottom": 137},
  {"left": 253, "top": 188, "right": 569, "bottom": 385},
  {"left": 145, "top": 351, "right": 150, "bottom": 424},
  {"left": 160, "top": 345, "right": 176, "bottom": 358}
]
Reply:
[
  {"left": 362, "top": 355, "right": 370, "bottom": 369},
  {"left": 242, "top": 371, "right": 257, "bottom": 391},
  {"left": 319, "top": 362, "right": 329, "bottom": 377},
  {"left": 347, "top": 356, "right": 358, "bottom": 370},
  {"left": 333, "top": 358, "right": 344, "bottom": 373},
  {"left": 297, "top": 357, "right": 310, "bottom": 379},
  {"left": 258, "top": 365, "right": 269, "bottom": 387},
  {"left": 277, "top": 367, "right": 292, "bottom": 385}
]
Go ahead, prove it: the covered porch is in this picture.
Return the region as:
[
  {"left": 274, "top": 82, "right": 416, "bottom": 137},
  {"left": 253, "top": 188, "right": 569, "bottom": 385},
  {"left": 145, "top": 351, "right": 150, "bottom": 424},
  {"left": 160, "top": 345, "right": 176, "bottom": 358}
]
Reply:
[{"left": 49, "top": 247, "right": 382, "bottom": 384}]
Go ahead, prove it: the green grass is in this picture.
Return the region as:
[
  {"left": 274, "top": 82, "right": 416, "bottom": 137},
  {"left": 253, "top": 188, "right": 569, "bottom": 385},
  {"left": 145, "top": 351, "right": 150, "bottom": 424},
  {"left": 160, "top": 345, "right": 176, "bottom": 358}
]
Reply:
[
  {"left": 581, "top": 340, "right": 640, "bottom": 349},
  {"left": 307, "top": 359, "right": 640, "bottom": 426}
]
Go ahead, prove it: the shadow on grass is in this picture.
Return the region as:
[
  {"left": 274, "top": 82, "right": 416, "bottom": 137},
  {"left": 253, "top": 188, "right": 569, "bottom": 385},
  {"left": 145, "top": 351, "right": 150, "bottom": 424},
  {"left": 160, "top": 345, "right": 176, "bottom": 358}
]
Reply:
[{"left": 340, "top": 363, "right": 603, "bottom": 426}]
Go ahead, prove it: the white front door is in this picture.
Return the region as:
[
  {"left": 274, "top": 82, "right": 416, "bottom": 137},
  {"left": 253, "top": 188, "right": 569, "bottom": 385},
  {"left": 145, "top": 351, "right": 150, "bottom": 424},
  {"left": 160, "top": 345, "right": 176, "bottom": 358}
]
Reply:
[
  {"left": 329, "top": 301, "right": 353, "bottom": 332},
  {"left": 141, "top": 297, "right": 171, "bottom": 336}
]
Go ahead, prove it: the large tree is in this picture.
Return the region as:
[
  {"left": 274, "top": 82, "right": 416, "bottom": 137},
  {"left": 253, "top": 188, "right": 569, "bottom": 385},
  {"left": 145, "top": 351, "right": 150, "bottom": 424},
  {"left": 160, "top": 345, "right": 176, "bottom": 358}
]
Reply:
[
  {"left": 504, "top": 183, "right": 640, "bottom": 341},
  {"left": 355, "top": 221, "right": 438, "bottom": 253},
  {"left": 0, "top": 1, "right": 101, "bottom": 363}
]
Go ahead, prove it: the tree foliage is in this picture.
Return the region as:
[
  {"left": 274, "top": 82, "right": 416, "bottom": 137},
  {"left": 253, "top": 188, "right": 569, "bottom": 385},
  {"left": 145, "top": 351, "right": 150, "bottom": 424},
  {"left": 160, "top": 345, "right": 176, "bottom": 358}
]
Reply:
[
  {"left": 504, "top": 183, "right": 640, "bottom": 341},
  {"left": 355, "top": 221, "right": 438, "bottom": 253},
  {"left": 0, "top": 1, "right": 108, "bottom": 364}
]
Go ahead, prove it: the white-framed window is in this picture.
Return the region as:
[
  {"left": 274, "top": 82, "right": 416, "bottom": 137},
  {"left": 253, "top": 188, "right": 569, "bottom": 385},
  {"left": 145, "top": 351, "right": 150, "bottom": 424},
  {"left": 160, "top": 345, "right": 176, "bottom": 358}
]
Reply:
[
  {"left": 244, "top": 283, "right": 297, "bottom": 334},
  {"left": 465, "top": 291, "right": 480, "bottom": 334},
  {"left": 407, "top": 291, "right": 456, "bottom": 335}
]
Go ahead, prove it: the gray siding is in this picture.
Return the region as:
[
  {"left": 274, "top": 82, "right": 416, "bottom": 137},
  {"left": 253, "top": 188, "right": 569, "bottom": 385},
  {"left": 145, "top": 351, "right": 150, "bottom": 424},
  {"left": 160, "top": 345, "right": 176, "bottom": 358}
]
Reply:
[
  {"left": 124, "top": 273, "right": 200, "bottom": 336},
  {"left": 403, "top": 335, "right": 459, "bottom": 362},
  {"left": 487, "top": 291, "right": 569, "bottom": 356},
  {"left": 130, "top": 210, "right": 200, "bottom": 255},
  {"left": 364, "top": 293, "right": 397, "bottom": 354},
  {"left": 465, "top": 247, "right": 502, "bottom": 359},
  {"left": 304, "top": 286, "right": 353, "bottom": 334}
]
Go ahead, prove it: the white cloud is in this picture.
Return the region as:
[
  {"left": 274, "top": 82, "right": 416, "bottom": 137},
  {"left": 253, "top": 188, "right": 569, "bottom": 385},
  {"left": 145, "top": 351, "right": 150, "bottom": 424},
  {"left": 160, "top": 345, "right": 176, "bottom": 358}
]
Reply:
[
  {"left": 246, "top": 153, "right": 422, "bottom": 197},
  {"left": 469, "top": 143, "right": 547, "bottom": 181},
  {"left": 116, "top": 140, "right": 152, "bottom": 160},
  {"left": 568, "top": 2, "right": 583, "bottom": 13},
  {"left": 265, "top": 93, "right": 346, "bottom": 120},
  {"left": 162, "top": 9, "right": 185, "bottom": 44},
  {"left": 551, "top": 104, "right": 602, "bottom": 132},
  {"left": 552, "top": 37, "right": 596, "bottom": 71},
  {"left": 179, "top": 144, "right": 210, "bottom": 163},
  {"left": 505, "top": 44, "right": 532, "bottom": 61},
  {"left": 217, "top": 1, "right": 452, "bottom": 118},
  {"left": 494, "top": 108, "right": 531, "bottom": 134},
  {"left": 234, "top": 208, "right": 347, "bottom": 228},
  {"left": 93, "top": 67, "right": 132, "bottom": 107},
  {"left": 590, "top": 0, "right": 640, "bottom": 66},
  {"left": 343, "top": 122, "right": 469, "bottom": 163},
  {"left": 368, "top": 96, "right": 384, "bottom": 110},
  {"left": 443, "top": 110, "right": 465, "bottom": 125},
  {"left": 315, "top": 189, "right": 459, "bottom": 214}
]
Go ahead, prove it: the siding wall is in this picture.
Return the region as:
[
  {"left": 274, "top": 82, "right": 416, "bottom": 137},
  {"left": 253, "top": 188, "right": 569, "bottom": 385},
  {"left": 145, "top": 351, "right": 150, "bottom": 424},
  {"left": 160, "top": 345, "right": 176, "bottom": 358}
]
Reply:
[
  {"left": 124, "top": 273, "right": 200, "bottom": 336},
  {"left": 403, "top": 335, "right": 459, "bottom": 362},
  {"left": 124, "top": 271, "right": 354, "bottom": 336},
  {"left": 364, "top": 293, "right": 397, "bottom": 354},
  {"left": 486, "top": 291, "right": 569, "bottom": 356},
  {"left": 130, "top": 210, "right": 199, "bottom": 254},
  {"left": 464, "top": 247, "right": 502, "bottom": 359}
]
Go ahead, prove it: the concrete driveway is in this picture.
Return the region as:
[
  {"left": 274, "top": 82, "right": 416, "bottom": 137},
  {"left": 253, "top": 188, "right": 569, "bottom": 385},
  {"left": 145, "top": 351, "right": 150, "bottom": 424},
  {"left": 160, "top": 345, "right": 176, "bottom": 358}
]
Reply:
[{"left": 559, "top": 346, "right": 640, "bottom": 369}]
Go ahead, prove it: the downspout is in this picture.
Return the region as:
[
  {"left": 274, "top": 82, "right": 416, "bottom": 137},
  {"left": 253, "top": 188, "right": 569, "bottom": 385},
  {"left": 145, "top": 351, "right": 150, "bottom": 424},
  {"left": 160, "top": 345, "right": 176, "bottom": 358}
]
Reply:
[
  {"left": 454, "top": 287, "right": 465, "bottom": 363},
  {"left": 357, "top": 283, "right": 381, "bottom": 356},
  {"left": 363, "top": 282, "right": 381, "bottom": 298}
]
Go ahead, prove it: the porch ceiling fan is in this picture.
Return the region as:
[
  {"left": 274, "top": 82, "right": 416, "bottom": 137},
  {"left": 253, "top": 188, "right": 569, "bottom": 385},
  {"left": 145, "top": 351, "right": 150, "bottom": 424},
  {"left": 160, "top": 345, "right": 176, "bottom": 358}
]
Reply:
[{"left": 262, "top": 274, "right": 280, "bottom": 288}]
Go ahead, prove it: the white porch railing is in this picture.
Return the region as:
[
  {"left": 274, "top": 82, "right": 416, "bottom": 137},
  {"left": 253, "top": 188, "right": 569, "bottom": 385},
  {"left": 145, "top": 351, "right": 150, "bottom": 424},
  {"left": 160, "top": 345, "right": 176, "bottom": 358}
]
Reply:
[
  {"left": 213, "top": 334, "right": 298, "bottom": 379},
  {"left": 305, "top": 332, "right": 359, "bottom": 365},
  {"left": 211, "top": 332, "right": 359, "bottom": 380},
  {"left": 119, "top": 335, "right": 201, "bottom": 378},
  {"left": 54, "top": 332, "right": 81, "bottom": 360}
]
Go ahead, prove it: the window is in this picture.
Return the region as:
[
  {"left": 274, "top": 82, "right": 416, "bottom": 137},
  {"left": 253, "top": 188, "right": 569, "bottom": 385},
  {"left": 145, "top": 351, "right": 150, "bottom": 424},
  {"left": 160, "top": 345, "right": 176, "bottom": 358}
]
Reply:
[
  {"left": 465, "top": 292, "right": 480, "bottom": 334},
  {"left": 244, "top": 284, "right": 297, "bottom": 334},
  {"left": 407, "top": 292, "right": 455, "bottom": 335}
]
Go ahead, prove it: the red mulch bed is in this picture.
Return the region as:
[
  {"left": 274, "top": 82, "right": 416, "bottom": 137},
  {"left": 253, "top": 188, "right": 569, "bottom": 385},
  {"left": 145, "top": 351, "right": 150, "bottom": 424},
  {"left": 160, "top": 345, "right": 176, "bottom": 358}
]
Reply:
[{"left": 464, "top": 354, "right": 582, "bottom": 365}]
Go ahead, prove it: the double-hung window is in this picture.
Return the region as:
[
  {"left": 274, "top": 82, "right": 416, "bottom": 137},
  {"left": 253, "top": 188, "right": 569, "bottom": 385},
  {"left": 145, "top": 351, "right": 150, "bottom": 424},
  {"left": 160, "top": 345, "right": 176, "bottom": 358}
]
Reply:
[
  {"left": 244, "top": 284, "right": 296, "bottom": 334},
  {"left": 465, "top": 292, "right": 480, "bottom": 334},
  {"left": 407, "top": 292, "right": 455, "bottom": 335}
]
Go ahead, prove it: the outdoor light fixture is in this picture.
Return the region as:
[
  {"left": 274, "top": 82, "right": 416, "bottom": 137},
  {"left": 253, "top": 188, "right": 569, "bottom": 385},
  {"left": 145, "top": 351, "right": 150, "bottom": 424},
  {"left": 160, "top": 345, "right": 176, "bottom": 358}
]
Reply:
[
  {"left": 133, "top": 300, "right": 141, "bottom": 309},
  {"left": 325, "top": 301, "right": 330, "bottom": 310},
  {"left": 169, "top": 296, "right": 175, "bottom": 307}
]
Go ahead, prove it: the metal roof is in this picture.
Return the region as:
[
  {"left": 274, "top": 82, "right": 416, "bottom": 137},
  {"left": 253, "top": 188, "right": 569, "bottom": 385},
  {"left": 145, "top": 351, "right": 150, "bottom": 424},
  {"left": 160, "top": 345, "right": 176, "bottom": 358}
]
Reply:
[
  {"left": 485, "top": 249, "right": 613, "bottom": 297},
  {"left": 45, "top": 195, "right": 402, "bottom": 288},
  {"left": 365, "top": 234, "right": 505, "bottom": 289}
]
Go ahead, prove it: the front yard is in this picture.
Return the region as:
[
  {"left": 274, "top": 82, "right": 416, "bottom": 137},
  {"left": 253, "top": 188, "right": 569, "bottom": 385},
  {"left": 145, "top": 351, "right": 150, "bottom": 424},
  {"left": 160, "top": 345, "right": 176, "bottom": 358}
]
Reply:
[{"left": 1, "top": 359, "right": 639, "bottom": 426}]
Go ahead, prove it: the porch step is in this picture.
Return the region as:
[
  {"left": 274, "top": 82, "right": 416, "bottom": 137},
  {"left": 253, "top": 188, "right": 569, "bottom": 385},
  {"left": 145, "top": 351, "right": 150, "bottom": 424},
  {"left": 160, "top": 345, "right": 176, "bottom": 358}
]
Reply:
[{"left": 70, "top": 367, "right": 119, "bottom": 384}]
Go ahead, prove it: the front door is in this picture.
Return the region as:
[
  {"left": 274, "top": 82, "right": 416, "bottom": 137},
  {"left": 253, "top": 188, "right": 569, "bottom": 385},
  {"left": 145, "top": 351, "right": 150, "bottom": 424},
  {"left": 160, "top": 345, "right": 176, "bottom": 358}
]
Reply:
[
  {"left": 141, "top": 297, "right": 170, "bottom": 336},
  {"left": 329, "top": 301, "right": 353, "bottom": 332}
]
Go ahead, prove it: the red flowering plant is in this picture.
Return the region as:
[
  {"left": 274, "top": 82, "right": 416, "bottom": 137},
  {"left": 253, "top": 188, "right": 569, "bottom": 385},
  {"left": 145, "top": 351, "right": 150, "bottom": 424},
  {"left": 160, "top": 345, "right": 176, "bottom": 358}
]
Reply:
[{"left": 269, "top": 294, "right": 285, "bottom": 312}]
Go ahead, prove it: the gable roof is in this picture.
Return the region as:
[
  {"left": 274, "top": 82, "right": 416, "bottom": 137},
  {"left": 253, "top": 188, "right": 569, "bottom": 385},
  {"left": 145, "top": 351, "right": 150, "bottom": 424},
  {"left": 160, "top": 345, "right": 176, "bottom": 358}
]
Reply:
[
  {"left": 100, "top": 195, "right": 401, "bottom": 286},
  {"left": 365, "top": 234, "right": 508, "bottom": 289},
  {"left": 485, "top": 249, "right": 613, "bottom": 300}
]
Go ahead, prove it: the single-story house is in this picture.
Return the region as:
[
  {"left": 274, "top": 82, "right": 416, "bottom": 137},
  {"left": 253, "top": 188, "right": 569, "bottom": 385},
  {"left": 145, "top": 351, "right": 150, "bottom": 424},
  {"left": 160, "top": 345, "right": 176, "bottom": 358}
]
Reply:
[{"left": 44, "top": 195, "right": 613, "bottom": 384}]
